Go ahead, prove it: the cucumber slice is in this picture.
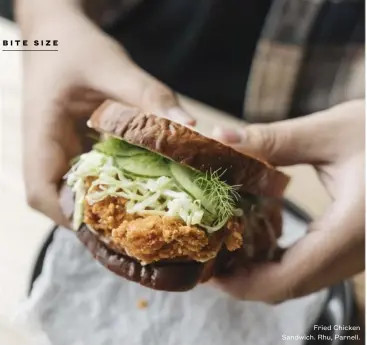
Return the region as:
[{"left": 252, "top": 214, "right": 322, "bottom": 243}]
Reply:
[
  {"left": 116, "top": 154, "right": 171, "bottom": 177},
  {"left": 169, "top": 162, "right": 216, "bottom": 214},
  {"left": 93, "top": 138, "right": 146, "bottom": 157}
]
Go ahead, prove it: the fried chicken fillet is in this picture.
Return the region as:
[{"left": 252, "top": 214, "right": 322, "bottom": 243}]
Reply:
[{"left": 84, "top": 186, "right": 244, "bottom": 265}]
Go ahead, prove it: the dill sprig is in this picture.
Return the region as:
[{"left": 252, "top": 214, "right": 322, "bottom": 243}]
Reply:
[{"left": 194, "top": 169, "right": 240, "bottom": 226}]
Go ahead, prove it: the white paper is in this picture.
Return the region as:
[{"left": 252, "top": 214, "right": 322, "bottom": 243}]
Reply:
[{"left": 17, "top": 210, "right": 328, "bottom": 345}]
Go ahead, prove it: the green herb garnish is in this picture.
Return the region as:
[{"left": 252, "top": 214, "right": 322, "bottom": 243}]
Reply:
[{"left": 194, "top": 169, "right": 240, "bottom": 227}]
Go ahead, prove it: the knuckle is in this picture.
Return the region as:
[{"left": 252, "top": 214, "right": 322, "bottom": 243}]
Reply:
[
  {"left": 284, "top": 284, "right": 297, "bottom": 301},
  {"left": 258, "top": 127, "right": 277, "bottom": 155},
  {"left": 283, "top": 280, "right": 305, "bottom": 301},
  {"left": 26, "top": 188, "right": 42, "bottom": 211},
  {"left": 244, "top": 125, "right": 277, "bottom": 159},
  {"left": 143, "top": 83, "right": 176, "bottom": 108}
]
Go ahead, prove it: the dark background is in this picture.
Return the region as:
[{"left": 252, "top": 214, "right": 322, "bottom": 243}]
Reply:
[{"left": 0, "top": 0, "right": 12, "bottom": 20}]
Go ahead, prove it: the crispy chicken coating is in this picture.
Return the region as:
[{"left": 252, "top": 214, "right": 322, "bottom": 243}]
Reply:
[
  {"left": 83, "top": 180, "right": 244, "bottom": 264},
  {"left": 225, "top": 219, "right": 244, "bottom": 251},
  {"left": 111, "top": 215, "right": 227, "bottom": 263}
]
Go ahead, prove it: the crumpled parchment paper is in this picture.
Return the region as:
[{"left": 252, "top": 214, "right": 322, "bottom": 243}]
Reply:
[{"left": 17, "top": 210, "right": 328, "bottom": 345}]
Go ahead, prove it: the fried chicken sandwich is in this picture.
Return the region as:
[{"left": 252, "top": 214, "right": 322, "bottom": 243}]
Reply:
[{"left": 61, "top": 100, "right": 290, "bottom": 291}]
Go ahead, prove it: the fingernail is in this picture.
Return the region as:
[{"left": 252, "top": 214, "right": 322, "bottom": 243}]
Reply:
[
  {"left": 165, "top": 107, "right": 196, "bottom": 126},
  {"left": 212, "top": 127, "right": 242, "bottom": 143}
]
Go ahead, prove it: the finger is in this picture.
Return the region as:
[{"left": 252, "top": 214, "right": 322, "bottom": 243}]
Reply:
[
  {"left": 23, "top": 102, "right": 79, "bottom": 227},
  {"left": 23, "top": 138, "right": 71, "bottom": 228},
  {"left": 86, "top": 49, "right": 195, "bottom": 126},
  {"left": 213, "top": 200, "right": 365, "bottom": 303},
  {"left": 64, "top": 87, "right": 105, "bottom": 118},
  {"left": 212, "top": 106, "right": 358, "bottom": 166}
]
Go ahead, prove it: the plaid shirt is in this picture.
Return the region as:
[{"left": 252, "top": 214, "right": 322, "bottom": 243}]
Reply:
[
  {"left": 244, "top": 0, "right": 365, "bottom": 122},
  {"left": 89, "top": 0, "right": 365, "bottom": 122}
]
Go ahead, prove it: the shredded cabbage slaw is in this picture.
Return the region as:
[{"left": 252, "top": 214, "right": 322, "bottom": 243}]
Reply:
[{"left": 66, "top": 150, "right": 242, "bottom": 232}]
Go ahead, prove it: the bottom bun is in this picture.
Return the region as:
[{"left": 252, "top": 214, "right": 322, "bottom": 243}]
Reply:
[{"left": 77, "top": 225, "right": 217, "bottom": 292}]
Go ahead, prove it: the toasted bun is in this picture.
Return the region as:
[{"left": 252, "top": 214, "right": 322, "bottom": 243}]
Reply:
[
  {"left": 77, "top": 225, "right": 212, "bottom": 291},
  {"left": 88, "top": 101, "right": 290, "bottom": 198}
]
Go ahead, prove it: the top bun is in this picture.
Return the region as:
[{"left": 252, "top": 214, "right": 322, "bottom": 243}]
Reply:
[{"left": 88, "top": 101, "right": 290, "bottom": 197}]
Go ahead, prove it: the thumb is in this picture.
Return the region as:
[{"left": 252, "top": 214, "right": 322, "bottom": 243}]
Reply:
[
  {"left": 87, "top": 51, "right": 195, "bottom": 126},
  {"left": 212, "top": 111, "right": 336, "bottom": 166}
]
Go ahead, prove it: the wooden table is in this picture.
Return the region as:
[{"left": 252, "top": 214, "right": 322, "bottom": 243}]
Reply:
[{"left": 0, "top": 17, "right": 364, "bottom": 343}]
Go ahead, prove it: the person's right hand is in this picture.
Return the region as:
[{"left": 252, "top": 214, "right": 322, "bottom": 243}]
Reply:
[{"left": 20, "top": 3, "right": 194, "bottom": 226}]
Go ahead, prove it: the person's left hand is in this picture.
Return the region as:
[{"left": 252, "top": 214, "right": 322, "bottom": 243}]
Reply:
[{"left": 211, "top": 101, "right": 365, "bottom": 303}]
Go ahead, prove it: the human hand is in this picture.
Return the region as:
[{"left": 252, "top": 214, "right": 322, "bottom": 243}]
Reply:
[
  {"left": 20, "top": 3, "right": 194, "bottom": 226},
  {"left": 212, "top": 100, "right": 365, "bottom": 303}
]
